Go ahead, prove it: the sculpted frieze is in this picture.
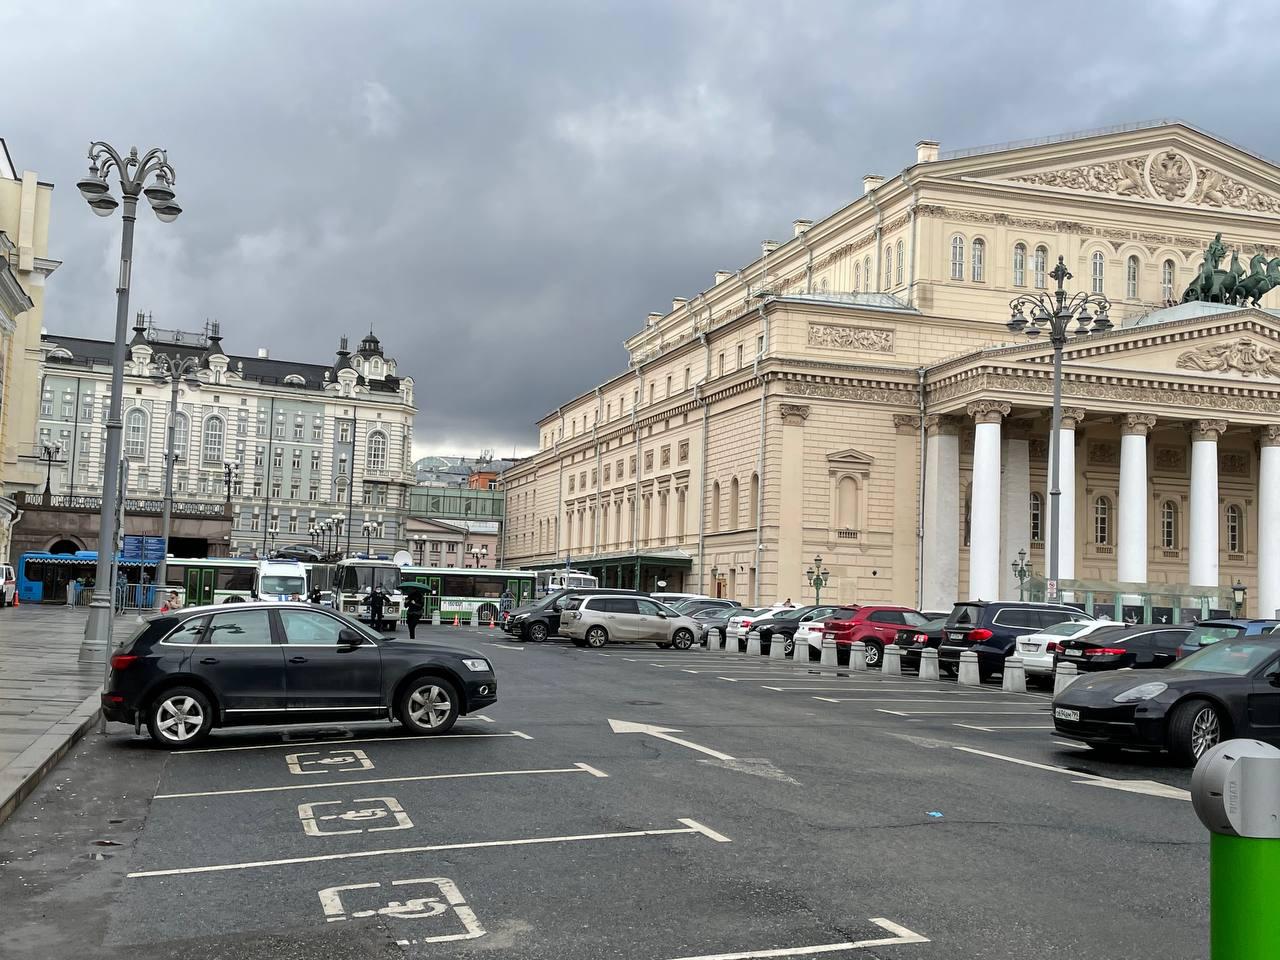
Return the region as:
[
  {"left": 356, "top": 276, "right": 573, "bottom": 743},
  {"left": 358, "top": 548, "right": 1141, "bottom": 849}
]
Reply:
[
  {"left": 783, "top": 381, "right": 905, "bottom": 403},
  {"left": 1176, "top": 339, "right": 1280, "bottom": 378},
  {"left": 807, "top": 323, "right": 894, "bottom": 353}
]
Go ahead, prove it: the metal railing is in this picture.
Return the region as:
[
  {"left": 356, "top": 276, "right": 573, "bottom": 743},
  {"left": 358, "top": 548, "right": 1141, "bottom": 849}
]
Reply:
[{"left": 16, "top": 491, "right": 225, "bottom": 517}]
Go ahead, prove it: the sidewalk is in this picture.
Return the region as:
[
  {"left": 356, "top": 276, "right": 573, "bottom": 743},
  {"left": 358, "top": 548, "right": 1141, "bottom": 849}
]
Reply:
[{"left": 0, "top": 604, "right": 136, "bottom": 825}]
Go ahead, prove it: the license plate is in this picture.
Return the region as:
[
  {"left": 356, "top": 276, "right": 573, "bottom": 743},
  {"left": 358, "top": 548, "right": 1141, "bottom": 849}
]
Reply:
[
  {"left": 1020, "top": 642, "right": 1039, "bottom": 652},
  {"left": 1066, "top": 650, "right": 1083, "bottom": 657},
  {"left": 1054, "top": 707, "right": 1080, "bottom": 722},
  {"left": 948, "top": 632, "right": 964, "bottom": 641}
]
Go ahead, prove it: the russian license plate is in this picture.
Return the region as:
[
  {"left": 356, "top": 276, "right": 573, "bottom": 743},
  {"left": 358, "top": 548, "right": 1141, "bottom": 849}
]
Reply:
[
  {"left": 948, "top": 631, "right": 965, "bottom": 641},
  {"left": 1054, "top": 707, "right": 1080, "bottom": 722},
  {"left": 1020, "top": 642, "right": 1039, "bottom": 652},
  {"left": 1066, "top": 649, "right": 1084, "bottom": 657}
]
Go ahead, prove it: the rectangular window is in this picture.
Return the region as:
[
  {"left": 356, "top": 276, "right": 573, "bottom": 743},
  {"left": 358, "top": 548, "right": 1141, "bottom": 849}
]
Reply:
[
  {"left": 274, "top": 424, "right": 285, "bottom": 439},
  {"left": 40, "top": 391, "right": 52, "bottom": 416},
  {"left": 254, "top": 448, "right": 264, "bottom": 467},
  {"left": 757, "top": 335, "right": 764, "bottom": 356},
  {"left": 291, "top": 452, "right": 301, "bottom": 470},
  {"left": 718, "top": 353, "right": 725, "bottom": 376},
  {"left": 293, "top": 424, "right": 303, "bottom": 440},
  {"left": 643, "top": 450, "right": 653, "bottom": 472},
  {"left": 629, "top": 456, "right": 637, "bottom": 477},
  {"left": 288, "top": 515, "right": 299, "bottom": 534},
  {"left": 309, "top": 481, "right": 319, "bottom": 501},
  {"left": 272, "top": 450, "right": 283, "bottom": 469},
  {"left": 289, "top": 480, "right": 300, "bottom": 499},
  {"left": 648, "top": 384, "right": 655, "bottom": 405},
  {"left": 660, "top": 445, "right": 670, "bottom": 467},
  {"left": 271, "top": 480, "right": 281, "bottom": 498},
  {"left": 252, "top": 480, "right": 263, "bottom": 498},
  {"left": 684, "top": 366, "right": 691, "bottom": 390},
  {"left": 311, "top": 451, "right": 321, "bottom": 471},
  {"left": 736, "top": 344, "right": 744, "bottom": 369},
  {"left": 338, "top": 421, "right": 351, "bottom": 443},
  {"left": 312, "top": 418, "right": 323, "bottom": 441}
]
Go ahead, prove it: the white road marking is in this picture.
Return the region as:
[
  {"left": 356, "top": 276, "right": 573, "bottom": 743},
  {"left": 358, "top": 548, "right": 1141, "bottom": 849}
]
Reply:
[
  {"left": 954, "top": 745, "right": 1191, "bottom": 801},
  {"left": 128, "top": 819, "right": 731, "bottom": 878},
  {"left": 299, "top": 797, "right": 413, "bottom": 836},
  {"left": 664, "top": 917, "right": 929, "bottom": 959},
  {"left": 608, "top": 718, "right": 735, "bottom": 760},
  {"left": 481, "top": 643, "right": 524, "bottom": 652},
  {"left": 1054, "top": 740, "right": 1089, "bottom": 749},
  {"left": 469, "top": 714, "right": 496, "bottom": 723},
  {"left": 286, "top": 749, "right": 374, "bottom": 775},
  {"left": 510, "top": 730, "right": 534, "bottom": 740},
  {"left": 182, "top": 732, "right": 527, "bottom": 755},
  {"left": 319, "top": 876, "right": 485, "bottom": 944},
  {"left": 793, "top": 697, "right": 1023, "bottom": 703},
  {"left": 155, "top": 764, "right": 603, "bottom": 800},
  {"left": 873, "top": 708, "right": 1047, "bottom": 716}
]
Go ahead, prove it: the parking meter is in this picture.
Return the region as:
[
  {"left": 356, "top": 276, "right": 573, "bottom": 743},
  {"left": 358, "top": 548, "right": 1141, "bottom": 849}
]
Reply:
[{"left": 1192, "top": 739, "right": 1280, "bottom": 959}]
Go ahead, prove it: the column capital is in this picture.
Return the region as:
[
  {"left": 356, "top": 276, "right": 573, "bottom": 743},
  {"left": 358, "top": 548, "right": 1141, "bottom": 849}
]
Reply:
[
  {"left": 1192, "top": 419, "right": 1229, "bottom": 442},
  {"left": 966, "top": 400, "right": 1011, "bottom": 425},
  {"left": 778, "top": 403, "right": 810, "bottom": 425},
  {"left": 892, "top": 414, "right": 921, "bottom": 435},
  {"left": 924, "top": 413, "right": 961, "bottom": 436},
  {"left": 1059, "top": 407, "right": 1087, "bottom": 430},
  {"left": 1121, "top": 413, "right": 1157, "bottom": 437},
  {"left": 1261, "top": 425, "right": 1280, "bottom": 447}
]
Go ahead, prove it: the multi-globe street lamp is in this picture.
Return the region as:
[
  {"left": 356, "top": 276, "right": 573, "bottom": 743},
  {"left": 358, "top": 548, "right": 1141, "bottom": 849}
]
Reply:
[
  {"left": 1010, "top": 548, "right": 1032, "bottom": 602},
  {"left": 222, "top": 459, "right": 239, "bottom": 505},
  {"left": 78, "top": 142, "right": 181, "bottom": 657},
  {"left": 411, "top": 534, "right": 427, "bottom": 564},
  {"left": 21, "top": 439, "right": 65, "bottom": 497},
  {"left": 1007, "top": 256, "right": 1111, "bottom": 601},
  {"left": 805, "top": 554, "right": 830, "bottom": 604},
  {"left": 469, "top": 544, "right": 488, "bottom": 568},
  {"left": 362, "top": 520, "right": 377, "bottom": 556}
]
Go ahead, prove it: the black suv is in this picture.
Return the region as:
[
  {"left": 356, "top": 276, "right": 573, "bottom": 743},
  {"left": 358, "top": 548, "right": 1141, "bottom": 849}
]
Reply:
[
  {"left": 505, "top": 587, "right": 649, "bottom": 642},
  {"left": 938, "top": 600, "right": 1093, "bottom": 681},
  {"left": 101, "top": 601, "right": 497, "bottom": 747}
]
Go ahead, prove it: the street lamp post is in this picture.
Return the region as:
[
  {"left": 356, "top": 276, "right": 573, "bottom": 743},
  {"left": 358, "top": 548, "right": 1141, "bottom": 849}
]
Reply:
[
  {"left": 469, "top": 544, "right": 488, "bottom": 568},
  {"left": 1233, "top": 579, "right": 1248, "bottom": 617},
  {"left": 362, "top": 520, "right": 376, "bottom": 557},
  {"left": 151, "top": 353, "right": 201, "bottom": 603},
  {"left": 1010, "top": 548, "right": 1032, "bottom": 602},
  {"left": 20, "top": 440, "right": 65, "bottom": 498},
  {"left": 1008, "top": 257, "right": 1111, "bottom": 603},
  {"left": 412, "top": 534, "right": 427, "bottom": 564},
  {"left": 332, "top": 515, "right": 344, "bottom": 558},
  {"left": 805, "top": 554, "right": 830, "bottom": 604},
  {"left": 267, "top": 523, "right": 279, "bottom": 556},
  {"left": 222, "top": 459, "right": 239, "bottom": 506},
  {"left": 77, "top": 142, "right": 181, "bottom": 658}
]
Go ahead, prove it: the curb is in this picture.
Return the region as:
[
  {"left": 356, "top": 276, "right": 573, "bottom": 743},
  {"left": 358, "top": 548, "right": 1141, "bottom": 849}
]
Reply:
[{"left": 0, "top": 688, "right": 102, "bottom": 828}]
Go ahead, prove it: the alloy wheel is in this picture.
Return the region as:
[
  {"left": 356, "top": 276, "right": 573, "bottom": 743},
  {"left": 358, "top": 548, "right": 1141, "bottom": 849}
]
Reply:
[
  {"left": 156, "top": 696, "right": 204, "bottom": 743},
  {"left": 408, "top": 684, "right": 453, "bottom": 728},
  {"left": 1191, "top": 706, "right": 1221, "bottom": 758}
]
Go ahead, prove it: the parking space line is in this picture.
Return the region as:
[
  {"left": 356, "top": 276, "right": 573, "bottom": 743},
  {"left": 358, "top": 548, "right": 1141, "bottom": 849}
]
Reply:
[
  {"left": 952, "top": 745, "right": 1191, "bottom": 801},
  {"left": 953, "top": 723, "right": 1054, "bottom": 732},
  {"left": 154, "top": 763, "right": 609, "bottom": 800},
  {"left": 180, "top": 731, "right": 530, "bottom": 755},
  {"left": 127, "top": 818, "right": 732, "bottom": 878},
  {"left": 481, "top": 643, "right": 525, "bottom": 653},
  {"left": 1054, "top": 740, "right": 1088, "bottom": 749},
  {"left": 664, "top": 917, "right": 929, "bottom": 959},
  {"left": 792, "top": 698, "right": 1024, "bottom": 704},
  {"left": 873, "top": 708, "right": 1047, "bottom": 715}
]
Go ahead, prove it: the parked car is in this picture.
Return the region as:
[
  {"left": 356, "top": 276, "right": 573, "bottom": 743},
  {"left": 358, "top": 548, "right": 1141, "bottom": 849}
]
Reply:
[
  {"left": 1174, "top": 619, "right": 1280, "bottom": 658},
  {"left": 1016, "top": 620, "right": 1117, "bottom": 681},
  {"left": 651, "top": 592, "right": 706, "bottom": 606},
  {"left": 892, "top": 616, "right": 949, "bottom": 670},
  {"left": 816, "top": 606, "right": 930, "bottom": 666},
  {"left": 100, "top": 601, "right": 497, "bottom": 748},
  {"left": 559, "top": 595, "right": 699, "bottom": 649},
  {"left": 939, "top": 601, "right": 1094, "bottom": 681},
  {"left": 726, "top": 605, "right": 791, "bottom": 652},
  {"left": 672, "top": 598, "right": 741, "bottom": 615},
  {"left": 0, "top": 563, "right": 14, "bottom": 607},
  {"left": 748, "top": 604, "right": 847, "bottom": 657},
  {"left": 692, "top": 606, "right": 734, "bottom": 646},
  {"left": 1052, "top": 635, "right": 1280, "bottom": 764},
  {"left": 1054, "top": 624, "right": 1191, "bottom": 673},
  {"left": 504, "top": 587, "right": 649, "bottom": 642}
]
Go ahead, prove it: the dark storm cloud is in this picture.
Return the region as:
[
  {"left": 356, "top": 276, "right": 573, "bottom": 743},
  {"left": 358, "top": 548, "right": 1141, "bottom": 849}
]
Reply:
[{"left": 0, "top": 1, "right": 1263, "bottom": 454}]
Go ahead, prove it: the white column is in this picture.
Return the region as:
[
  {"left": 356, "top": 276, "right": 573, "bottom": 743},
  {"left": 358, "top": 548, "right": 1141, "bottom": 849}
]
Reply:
[
  {"left": 1000, "top": 434, "right": 1030, "bottom": 600},
  {"left": 968, "top": 401, "right": 1009, "bottom": 602},
  {"left": 1045, "top": 408, "right": 1084, "bottom": 590},
  {"left": 1259, "top": 427, "right": 1280, "bottom": 618},
  {"left": 1117, "top": 414, "right": 1156, "bottom": 587},
  {"left": 1189, "top": 419, "right": 1226, "bottom": 589},
  {"left": 921, "top": 415, "right": 960, "bottom": 612}
]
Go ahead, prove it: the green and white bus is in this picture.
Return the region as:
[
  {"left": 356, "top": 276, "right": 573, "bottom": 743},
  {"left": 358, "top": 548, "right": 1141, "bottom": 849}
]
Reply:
[
  {"left": 400, "top": 567, "right": 536, "bottom": 624},
  {"left": 164, "top": 557, "right": 259, "bottom": 605}
]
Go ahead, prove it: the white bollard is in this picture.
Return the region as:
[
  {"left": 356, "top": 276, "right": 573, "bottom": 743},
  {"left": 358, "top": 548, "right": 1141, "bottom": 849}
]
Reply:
[
  {"left": 432, "top": 612, "right": 441, "bottom": 626},
  {"left": 770, "top": 634, "right": 788, "bottom": 660},
  {"left": 721, "top": 630, "right": 737, "bottom": 655},
  {"left": 958, "top": 650, "right": 982, "bottom": 686},
  {"left": 1002, "top": 656, "right": 1027, "bottom": 693},
  {"left": 1054, "top": 661, "right": 1079, "bottom": 697},
  {"left": 851, "top": 641, "right": 867, "bottom": 672},
  {"left": 746, "top": 631, "right": 762, "bottom": 657},
  {"left": 702, "top": 630, "right": 716, "bottom": 652},
  {"left": 918, "top": 648, "right": 940, "bottom": 681},
  {"left": 792, "top": 635, "right": 810, "bottom": 663},
  {"left": 820, "top": 636, "right": 838, "bottom": 668},
  {"left": 882, "top": 644, "right": 903, "bottom": 676}
]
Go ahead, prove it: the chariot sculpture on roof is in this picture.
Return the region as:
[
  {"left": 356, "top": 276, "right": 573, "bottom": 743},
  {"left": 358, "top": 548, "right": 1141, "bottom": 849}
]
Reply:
[{"left": 1181, "top": 232, "right": 1280, "bottom": 306}]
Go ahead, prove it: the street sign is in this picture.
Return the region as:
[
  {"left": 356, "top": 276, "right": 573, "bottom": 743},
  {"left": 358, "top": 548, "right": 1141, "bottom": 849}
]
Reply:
[
  {"left": 122, "top": 534, "right": 144, "bottom": 561},
  {"left": 1046, "top": 579, "right": 1058, "bottom": 600},
  {"left": 143, "top": 536, "right": 166, "bottom": 563}
]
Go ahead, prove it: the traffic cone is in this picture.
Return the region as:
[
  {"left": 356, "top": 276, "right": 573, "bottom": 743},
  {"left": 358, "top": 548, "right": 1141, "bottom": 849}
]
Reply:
[
  {"left": 453, "top": 614, "right": 459, "bottom": 627},
  {"left": 490, "top": 616, "right": 496, "bottom": 628},
  {"left": 11, "top": 592, "right": 18, "bottom": 607}
]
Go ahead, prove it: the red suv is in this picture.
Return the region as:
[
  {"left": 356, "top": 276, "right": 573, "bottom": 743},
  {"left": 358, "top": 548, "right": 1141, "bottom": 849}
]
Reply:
[{"left": 820, "top": 605, "right": 930, "bottom": 667}]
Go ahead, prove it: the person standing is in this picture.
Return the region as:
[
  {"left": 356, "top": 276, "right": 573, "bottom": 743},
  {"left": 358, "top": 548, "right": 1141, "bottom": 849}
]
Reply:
[
  {"left": 405, "top": 591, "right": 424, "bottom": 639},
  {"left": 499, "top": 587, "right": 514, "bottom": 622},
  {"left": 362, "top": 587, "right": 386, "bottom": 631}
]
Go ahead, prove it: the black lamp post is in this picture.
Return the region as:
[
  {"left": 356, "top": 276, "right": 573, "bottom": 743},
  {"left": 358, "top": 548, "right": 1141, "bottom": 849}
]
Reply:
[
  {"left": 362, "top": 519, "right": 376, "bottom": 556},
  {"left": 222, "top": 459, "right": 239, "bottom": 505},
  {"left": 805, "top": 554, "right": 830, "bottom": 604},
  {"left": 1008, "top": 256, "right": 1112, "bottom": 600},
  {"left": 1011, "top": 548, "right": 1032, "bottom": 602},
  {"left": 1233, "top": 579, "right": 1248, "bottom": 617}
]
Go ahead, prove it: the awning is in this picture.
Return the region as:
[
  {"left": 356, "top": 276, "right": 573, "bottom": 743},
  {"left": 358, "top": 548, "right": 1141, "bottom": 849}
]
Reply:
[{"left": 523, "top": 550, "right": 693, "bottom": 571}]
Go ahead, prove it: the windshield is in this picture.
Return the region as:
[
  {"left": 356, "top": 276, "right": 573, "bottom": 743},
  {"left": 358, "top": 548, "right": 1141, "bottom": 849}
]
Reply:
[
  {"left": 1172, "top": 640, "right": 1279, "bottom": 676},
  {"left": 901, "top": 612, "right": 930, "bottom": 627},
  {"left": 261, "top": 576, "right": 305, "bottom": 596},
  {"left": 1185, "top": 623, "right": 1245, "bottom": 647},
  {"left": 919, "top": 617, "right": 947, "bottom": 631},
  {"left": 771, "top": 607, "right": 810, "bottom": 620}
]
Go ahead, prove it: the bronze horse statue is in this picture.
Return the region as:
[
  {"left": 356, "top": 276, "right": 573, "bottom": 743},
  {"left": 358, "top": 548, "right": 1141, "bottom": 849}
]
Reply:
[{"left": 1181, "top": 243, "right": 1267, "bottom": 305}]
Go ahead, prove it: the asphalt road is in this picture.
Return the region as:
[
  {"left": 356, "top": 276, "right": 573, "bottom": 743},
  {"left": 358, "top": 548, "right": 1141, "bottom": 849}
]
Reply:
[{"left": 0, "top": 626, "right": 1208, "bottom": 960}]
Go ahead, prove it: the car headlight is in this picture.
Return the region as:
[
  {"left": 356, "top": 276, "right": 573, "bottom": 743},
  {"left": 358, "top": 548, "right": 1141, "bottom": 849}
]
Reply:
[
  {"left": 462, "top": 658, "right": 491, "bottom": 672},
  {"left": 1113, "top": 681, "right": 1167, "bottom": 703}
]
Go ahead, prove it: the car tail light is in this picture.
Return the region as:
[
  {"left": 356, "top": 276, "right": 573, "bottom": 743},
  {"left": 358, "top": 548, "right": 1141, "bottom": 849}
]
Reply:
[
  {"left": 913, "top": 633, "right": 927, "bottom": 643},
  {"left": 1046, "top": 641, "right": 1060, "bottom": 653},
  {"left": 1084, "top": 647, "right": 1126, "bottom": 656},
  {"left": 110, "top": 653, "right": 139, "bottom": 670},
  {"left": 967, "top": 628, "right": 993, "bottom": 642}
]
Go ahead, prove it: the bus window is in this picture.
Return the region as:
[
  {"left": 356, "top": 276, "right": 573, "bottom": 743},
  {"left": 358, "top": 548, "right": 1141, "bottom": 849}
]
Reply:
[
  {"left": 165, "top": 564, "right": 186, "bottom": 587},
  {"left": 218, "top": 567, "right": 255, "bottom": 593}
]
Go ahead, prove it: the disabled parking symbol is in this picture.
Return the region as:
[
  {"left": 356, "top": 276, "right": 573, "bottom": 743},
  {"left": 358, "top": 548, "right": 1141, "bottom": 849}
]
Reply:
[
  {"left": 285, "top": 748, "right": 374, "bottom": 775},
  {"left": 298, "top": 797, "right": 413, "bottom": 836},
  {"left": 318, "top": 877, "right": 484, "bottom": 945}
]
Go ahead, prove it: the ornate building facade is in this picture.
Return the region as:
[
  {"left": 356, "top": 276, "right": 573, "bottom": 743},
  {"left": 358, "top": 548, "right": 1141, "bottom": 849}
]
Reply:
[{"left": 501, "top": 121, "right": 1280, "bottom": 618}]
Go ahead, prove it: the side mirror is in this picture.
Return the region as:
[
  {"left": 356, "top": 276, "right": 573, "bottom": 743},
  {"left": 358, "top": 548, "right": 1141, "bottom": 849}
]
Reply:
[
  {"left": 1268, "top": 671, "right": 1280, "bottom": 689},
  {"left": 337, "top": 628, "right": 364, "bottom": 649}
]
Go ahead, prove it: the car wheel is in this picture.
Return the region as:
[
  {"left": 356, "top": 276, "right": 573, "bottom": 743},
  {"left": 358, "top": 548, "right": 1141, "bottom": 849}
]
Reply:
[
  {"left": 585, "top": 626, "right": 609, "bottom": 648},
  {"left": 783, "top": 636, "right": 795, "bottom": 656},
  {"left": 1169, "top": 698, "right": 1223, "bottom": 766},
  {"left": 529, "top": 622, "right": 549, "bottom": 643},
  {"left": 672, "top": 629, "right": 694, "bottom": 650},
  {"left": 146, "top": 686, "right": 213, "bottom": 748},
  {"left": 656, "top": 641, "right": 673, "bottom": 649},
  {"left": 397, "top": 676, "right": 460, "bottom": 735},
  {"left": 863, "top": 640, "right": 883, "bottom": 667}
]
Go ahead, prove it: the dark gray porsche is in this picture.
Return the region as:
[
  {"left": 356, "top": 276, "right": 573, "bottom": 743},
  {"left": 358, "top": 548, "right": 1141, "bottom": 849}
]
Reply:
[
  {"left": 1052, "top": 636, "right": 1280, "bottom": 765},
  {"left": 101, "top": 601, "right": 497, "bottom": 747}
]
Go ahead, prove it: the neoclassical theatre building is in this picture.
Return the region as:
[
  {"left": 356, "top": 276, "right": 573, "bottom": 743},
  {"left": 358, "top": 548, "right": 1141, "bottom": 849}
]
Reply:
[{"left": 501, "top": 121, "right": 1280, "bottom": 619}]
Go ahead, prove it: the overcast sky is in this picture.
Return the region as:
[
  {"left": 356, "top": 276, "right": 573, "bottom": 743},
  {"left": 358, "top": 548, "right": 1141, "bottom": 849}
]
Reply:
[{"left": 0, "top": 1, "right": 1263, "bottom": 457}]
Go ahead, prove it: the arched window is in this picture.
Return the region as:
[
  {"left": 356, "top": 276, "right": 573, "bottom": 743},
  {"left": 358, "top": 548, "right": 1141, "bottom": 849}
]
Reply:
[
  {"left": 1012, "top": 243, "right": 1027, "bottom": 287},
  {"left": 750, "top": 472, "right": 760, "bottom": 526},
  {"left": 711, "top": 481, "right": 721, "bottom": 530},
  {"left": 1029, "top": 492, "right": 1044, "bottom": 544},
  {"left": 171, "top": 412, "right": 189, "bottom": 462},
  {"left": 950, "top": 235, "right": 965, "bottom": 280},
  {"left": 125, "top": 408, "right": 148, "bottom": 459},
  {"left": 201, "top": 416, "right": 225, "bottom": 463},
  {"left": 971, "top": 238, "right": 985, "bottom": 282},
  {"left": 895, "top": 239, "right": 905, "bottom": 285},
  {"left": 1093, "top": 496, "right": 1112, "bottom": 545},
  {"left": 1091, "top": 251, "right": 1105, "bottom": 294},
  {"left": 863, "top": 256, "right": 872, "bottom": 290},
  {"left": 1162, "top": 259, "right": 1176, "bottom": 302},
  {"left": 836, "top": 476, "right": 859, "bottom": 529},
  {"left": 729, "top": 477, "right": 740, "bottom": 528},
  {"left": 1126, "top": 255, "right": 1139, "bottom": 299},
  {"left": 883, "top": 245, "right": 892, "bottom": 289},
  {"left": 854, "top": 260, "right": 862, "bottom": 292},
  {"left": 1227, "top": 504, "right": 1243, "bottom": 554},
  {"left": 366, "top": 431, "right": 388, "bottom": 472},
  {"left": 1161, "top": 500, "right": 1179, "bottom": 550},
  {"left": 1034, "top": 245, "right": 1048, "bottom": 288}
]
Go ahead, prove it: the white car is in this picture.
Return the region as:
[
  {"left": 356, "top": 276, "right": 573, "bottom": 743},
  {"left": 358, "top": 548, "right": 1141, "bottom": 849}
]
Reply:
[
  {"left": 1016, "top": 620, "right": 1112, "bottom": 678},
  {"left": 726, "top": 604, "right": 794, "bottom": 651},
  {"left": 0, "top": 563, "right": 14, "bottom": 607}
]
